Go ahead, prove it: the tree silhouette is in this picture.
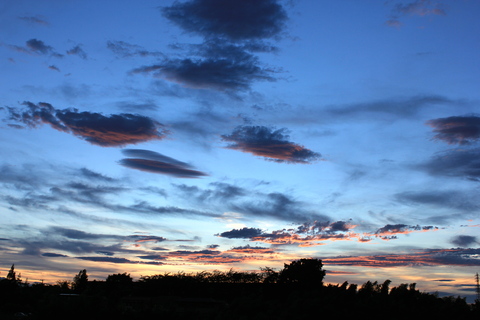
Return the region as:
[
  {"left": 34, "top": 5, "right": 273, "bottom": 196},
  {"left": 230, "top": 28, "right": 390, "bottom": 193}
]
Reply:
[
  {"left": 279, "top": 258, "right": 325, "bottom": 287},
  {"left": 6, "top": 264, "right": 16, "bottom": 282},
  {"left": 72, "top": 269, "right": 88, "bottom": 293}
]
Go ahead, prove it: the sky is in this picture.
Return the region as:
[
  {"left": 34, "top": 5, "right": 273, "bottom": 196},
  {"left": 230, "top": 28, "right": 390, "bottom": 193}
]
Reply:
[{"left": 0, "top": 0, "right": 479, "bottom": 302}]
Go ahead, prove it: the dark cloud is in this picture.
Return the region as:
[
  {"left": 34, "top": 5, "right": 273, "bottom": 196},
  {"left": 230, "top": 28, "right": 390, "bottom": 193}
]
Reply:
[
  {"left": 48, "top": 65, "right": 60, "bottom": 72},
  {"left": 221, "top": 125, "right": 321, "bottom": 163},
  {"left": 419, "top": 149, "right": 480, "bottom": 181},
  {"left": 26, "top": 38, "right": 54, "bottom": 54},
  {"left": 161, "top": 0, "right": 288, "bottom": 41},
  {"left": 107, "top": 40, "right": 164, "bottom": 58},
  {"left": 66, "top": 45, "right": 88, "bottom": 59},
  {"left": 131, "top": 43, "right": 275, "bottom": 91},
  {"left": 120, "top": 149, "right": 208, "bottom": 178},
  {"left": 10, "top": 39, "right": 63, "bottom": 57},
  {"left": 3, "top": 101, "right": 168, "bottom": 147},
  {"left": 216, "top": 227, "right": 263, "bottom": 239},
  {"left": 41, "top": 252, "right": 68, "bottom": 257},
  {"left": 451, "top": 235, "right": 478, "bottom": 247},
  {"left": 128, "top": 235, "right": 167, "bottom": 243},
  {"left": 426, "top": 115, "right": 480, "bottom": 145},
  {"left": 137, "top": 254, "right": 166, "bottom": 261}
]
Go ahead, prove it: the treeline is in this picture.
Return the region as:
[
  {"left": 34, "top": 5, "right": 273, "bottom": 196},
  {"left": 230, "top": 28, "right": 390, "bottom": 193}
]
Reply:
[{"left": 0, "top": 259, "right": 479, "bottom": 319}]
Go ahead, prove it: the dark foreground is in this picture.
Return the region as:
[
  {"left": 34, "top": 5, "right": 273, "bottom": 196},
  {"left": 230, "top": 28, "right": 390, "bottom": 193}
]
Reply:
[{"left": 1, "top": 260, "right": 479, "bottom": 319}]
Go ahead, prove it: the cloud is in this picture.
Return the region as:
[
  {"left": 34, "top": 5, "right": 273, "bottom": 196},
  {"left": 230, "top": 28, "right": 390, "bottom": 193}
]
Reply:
[
  {"left": 221, "top": 125, "right": 322, "bottom": 163},
  {"left": 450, "top": 235, "right": 479, "bottom": 247},
  {"left": 426, "top": 115, "right": 480, "bottom": 145},
  {"left": 66, "top": 45, "right": 88, "bottom": 59},
  {"left": 216, "top": 227, "right": 264, "bottom": 239},
  {"left": 107, "top": 40, "right": 163, "bottom": 58},
  {"left": 161, "top": 0, "right": 288, "bottom": 41},
  {"left": 131, "top": 42, "right": 275, "bottom": 91},
  {"left": 217, "top": 221, "right": 438, "bottom": 246},
  {"left": 119, "top": 149, "right": 208, "bottom": 178},
  {"left": 418, "top": 149, "right": 480, "bottom": 181},
  {"left": 3, "top": 101, "right": 168, "bottom": 147}
]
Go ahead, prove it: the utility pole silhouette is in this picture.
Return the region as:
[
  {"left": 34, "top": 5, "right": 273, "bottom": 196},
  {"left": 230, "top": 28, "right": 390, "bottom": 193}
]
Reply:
[{"left": 476, "top": 273, "right": 480, "bottom": 302}]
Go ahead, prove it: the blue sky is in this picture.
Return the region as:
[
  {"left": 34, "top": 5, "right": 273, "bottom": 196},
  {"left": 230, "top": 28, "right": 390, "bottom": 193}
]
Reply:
[{"left": 1, "top": 0, "right": 479, "bottom": 301}]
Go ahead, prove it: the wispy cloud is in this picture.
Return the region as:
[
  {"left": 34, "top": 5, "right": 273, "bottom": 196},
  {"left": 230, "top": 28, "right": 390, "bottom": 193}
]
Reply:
[
  {"left": 221, "top": 125, "right": 322, "bottom": 164},
  {"left": 2, "top": 101, "right": 168, "bottom": 147},
  {"left": 386, "top": 0, "right": 447, "bottom": 27},
  {"left": 18, "top": 16, "right": 49, "bottom": 26},
  {"left": 175, "top": 182, "right": 328, "bottom": 222},
  {"left": 107, "top": 40, "right": 164, "bottom": 58}
]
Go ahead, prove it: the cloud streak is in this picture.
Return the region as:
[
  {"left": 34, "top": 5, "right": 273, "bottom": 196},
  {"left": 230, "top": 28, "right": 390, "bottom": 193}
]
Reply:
[
  {"left": 3, "top": 102, "right": 168, "bottom": 147},
  {"left": 119, "top": 149, "right": 208, "bottom": 178},
  {"left": 323, "top": 248, "right": 480, "bottom": 267}
]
